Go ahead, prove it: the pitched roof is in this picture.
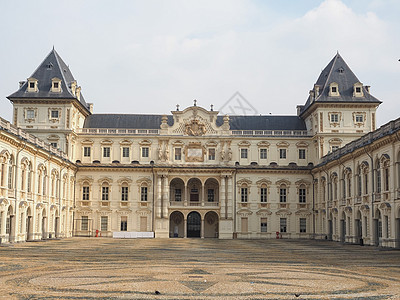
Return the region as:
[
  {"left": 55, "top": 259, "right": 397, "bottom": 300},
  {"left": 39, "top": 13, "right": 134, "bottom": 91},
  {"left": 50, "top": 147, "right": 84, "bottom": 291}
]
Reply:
[
  {"left": 7, "top": 48, "right": 90, "bottom": 111},
  {"left": 300, "top": 53, "right": 381, "bottom": 115},
  {"left": 83, "top": 114, "right": 306, "bottom": 131}
]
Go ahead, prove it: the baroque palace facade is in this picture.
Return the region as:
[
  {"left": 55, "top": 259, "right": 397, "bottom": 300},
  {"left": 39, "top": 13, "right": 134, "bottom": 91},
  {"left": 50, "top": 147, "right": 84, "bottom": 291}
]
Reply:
[{"left": 1, "top": 49, "right": 399, "bottom": 248}]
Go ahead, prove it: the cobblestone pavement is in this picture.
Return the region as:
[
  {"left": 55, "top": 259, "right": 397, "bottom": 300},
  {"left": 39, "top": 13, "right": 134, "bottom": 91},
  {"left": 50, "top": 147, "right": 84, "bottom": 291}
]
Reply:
[{"left": 0, "top": 238, "right": 399, "bottom": 299}]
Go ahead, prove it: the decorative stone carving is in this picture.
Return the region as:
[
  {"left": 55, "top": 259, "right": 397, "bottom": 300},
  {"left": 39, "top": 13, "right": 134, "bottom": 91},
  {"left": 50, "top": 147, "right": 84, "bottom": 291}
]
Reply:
[{"left": 184, "top": 119, "right": 206, "bottom": 136}]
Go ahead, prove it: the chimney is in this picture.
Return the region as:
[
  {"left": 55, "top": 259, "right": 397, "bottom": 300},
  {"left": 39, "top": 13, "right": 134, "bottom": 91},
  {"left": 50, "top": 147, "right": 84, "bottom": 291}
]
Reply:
[{"left": 365, "top": 86, "right": 370, "bottom": 93}]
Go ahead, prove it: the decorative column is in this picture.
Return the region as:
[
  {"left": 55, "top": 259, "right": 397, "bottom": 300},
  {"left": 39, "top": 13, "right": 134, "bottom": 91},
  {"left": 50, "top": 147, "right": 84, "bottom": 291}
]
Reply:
[
  {"left": 156, "top": 176, "right": 162, "bottom": 218},
  {"left": 0, "top": 210, "right": 6, "bottom": 236},
  {"left": 184, "top": 183, "right": 188, "bottom": 207},
  {"left": 201, "top": 182, "right": 205, "bottom": 207},
  {"left": 220, "top": 176, "right": 226, "bottom": 219},
  {"left": 183, "top": 217, "right": 187, "bottom": 238},
  {"left": 162, "top": 176, "right": 169, "bottom": 218},
  {"left": 226, "top": 176, "right": 232, "bottom": 219}
]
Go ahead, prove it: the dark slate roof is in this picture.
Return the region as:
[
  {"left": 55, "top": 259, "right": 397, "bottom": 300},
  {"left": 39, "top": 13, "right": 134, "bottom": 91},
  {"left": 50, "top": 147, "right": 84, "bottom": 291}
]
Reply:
[
  {"left": 83, "top": 114, "right": 174, "bottom": 129},
  {"left": 300, "top": 53, "right": 381, "bottom": 115},
  {"left": 7, "top": 48, "right": 90, "bottom": 111},
  {"left": 217, "top": 115, "right": 306, "bottom": 130},
  {"left": 84, "top": 113, "right": 306, "bottom": 131}
]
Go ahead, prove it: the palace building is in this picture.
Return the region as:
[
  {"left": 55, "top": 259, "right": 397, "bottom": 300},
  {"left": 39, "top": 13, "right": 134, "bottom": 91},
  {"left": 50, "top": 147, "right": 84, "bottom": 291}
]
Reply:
[{"left": 1, "top": 49, "right": 399, "bottom": 247}]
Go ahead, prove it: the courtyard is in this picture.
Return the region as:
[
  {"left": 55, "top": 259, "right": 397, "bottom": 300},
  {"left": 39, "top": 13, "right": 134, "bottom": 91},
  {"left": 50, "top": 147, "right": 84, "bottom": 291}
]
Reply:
[{"left": 0, "top": 238, "right": 399, "bottom": 299}]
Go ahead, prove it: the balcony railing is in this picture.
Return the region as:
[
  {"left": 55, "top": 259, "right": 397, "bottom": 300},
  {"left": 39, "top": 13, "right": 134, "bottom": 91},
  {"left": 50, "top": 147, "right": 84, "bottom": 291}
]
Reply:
[
  {"left": 169, "top": 201, "right": 219, "bottom": 207},
  {"left": 230, "top": 130, "right": 308, "bottom": 137},
  {"left": 78, "top": 128, "right": 159, "bottom": 135}
]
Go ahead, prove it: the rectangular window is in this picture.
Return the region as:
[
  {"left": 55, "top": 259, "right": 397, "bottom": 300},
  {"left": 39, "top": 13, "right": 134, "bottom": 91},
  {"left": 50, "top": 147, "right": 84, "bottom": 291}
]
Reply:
[
  {"left": 102, "top": 186, "right": 109, "bottom": 201},
  {"left": 357, "top": 175, "right": 362, "bottom": 196},
  {"left": 330, "top": 114, "right": 339, "bottom": 123},
  {"left": 261, "top": 218, "right": 267, "bottom": 232},
  {"left": 207, "top": 189, "right": 214, "bottom": 202},
  {"left": 331, "top": 145, "right": 339, "bottom": 152},
  {"left": 260, "top": 149, "right": 267, "bottom": 159},
  {"left": 241, "top": 217, "right": 248, "bottom": 233},
  {"left": 280, "top": 218, "right": 287, "bottom": 233},
  {"left": 384, "top": 168, "right": 389, "bottom": 191},
  {"left": 83, "top": 147, "right": 91, "bottom": 157},
  {"left": 279, "top": 149, "right": 287, "bottom": 159},
  {"left": 81, "top": 216, "right": 88, "bottom": 231},
  {"left": 121, "top": 186, "right": 128, "bottom": 201},
  {"left": 241, "top": 187, "right": 248, "bottom": 202},
  {"left": 175, "top": 148, "right": 181, "bottom": 160},
  {"left": 51, "top": 110, "right": 59, "bottom": 119},
  {"left": 364, "top": 173, "right": 368, "bottom": 194},
  {"left": 240, "top": 148, "right": 248, "bottom": 159},
  {"left": 299, "top": 149, "right": 306, "bottom": 159},
  {"left": 141, "top": 186, "right": 148, "bottom": 202},
  {"left": 280, "top": 188, "right": 287, "bottom": 202},
  {"left": 103, "top": 147, "right": 110, "bottom": 158},
  {"left": 260, "top": 187, "right": 267, "bottom": 202},
  {"left": 208, "top": 148, "right": 215, "bottom": 160},
  {"left": 331, "top": 86, "right": 337, "bottom": 93},
  {"left": 355, "top": 87, "right": 361, "bottom": 93},
  {"left": 53, "top": 82, "right": 59, "bottom": 89},
  {"left": 120, "top": 216, "right": 127, "bottom": 231},
  {"left": 142, "top": 147, "right": 149, "bottom": 158},
  {"left": 27, "top": 110, "right": 35, "bottom": 119},
  {"left": 82, "top": 186, "right": 89, "bottom": 200},
  {"left": 175, "top": 189, "right": 182, "bottom": 202},
  {"left": 29, "top": 82, "right": 35, "bottom": 89},
  {"left": 300, "top": 218, "right": 306, "bottom": 233},
  {"left": 122, "top": 147, "right": 130, "bottom": 158},
  {"left": 299, "top": 188, "right": 306, "bottom": 203},
  {"left": 50, "top": 142, "right": 58, "bottom": 148},
  {"left": 101, "top": 216, "right": 108, "bottom": 231},
  {"left": 355, "top": 114, "right": 363, "bottom": 122}
]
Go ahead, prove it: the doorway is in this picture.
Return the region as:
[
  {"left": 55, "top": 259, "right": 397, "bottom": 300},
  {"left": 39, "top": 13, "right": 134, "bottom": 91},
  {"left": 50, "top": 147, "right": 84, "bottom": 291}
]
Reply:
[{"left": 187, "top": 211, "right": 201, "bottom": 238}]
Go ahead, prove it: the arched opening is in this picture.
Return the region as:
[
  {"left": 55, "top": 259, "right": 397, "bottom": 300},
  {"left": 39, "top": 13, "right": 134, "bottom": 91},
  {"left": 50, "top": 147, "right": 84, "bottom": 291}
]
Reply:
[
  {"left": 187, "top": 178, "right": 202, "bottom": 205},
  {"left": 55, "top": 209, "right": 59, "bottom": 238},
  {"left": 169, "top": 211, "right": 184, "bottom": 238},
  {"left": 42, "top": 208, "right": 47, "bottom": 239},
  {"left": 374, "top": 209, "right": 382, "bottom": 246},
  {"left": 340, "top": 211, "right": 346, "bottom": 243},
  {"left": 355, "top": 210, "right": 362, "bottom": 245},
  {"left": 6, "top": 206, "right": 14, "bottom": 242},
  {"left": 26, "top": 207, "right": 33, "bottom": 241},
  {"left": 170, "top": 178, "right": 185, "bottom": 204},
  {"left": 204, "top": 178, "right": 219, "bottom": 205},
  {"left": 327, "top": 212, "right": 333, "bottom": 240},
  {"left": 204, "top": 211, "right": 219, "bottom": 238},
  {"left": 187, "top": 211, "right": 201, "bottom": 238},
  {"left": 396, "top": 206, "right": 400, "bottom": 249}
]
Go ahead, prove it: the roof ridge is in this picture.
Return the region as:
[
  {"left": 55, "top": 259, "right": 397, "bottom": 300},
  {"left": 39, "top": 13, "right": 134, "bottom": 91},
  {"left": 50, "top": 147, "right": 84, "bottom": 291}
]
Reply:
[{"left": 321, "top": 53, "right": 339, "bottom": 92}]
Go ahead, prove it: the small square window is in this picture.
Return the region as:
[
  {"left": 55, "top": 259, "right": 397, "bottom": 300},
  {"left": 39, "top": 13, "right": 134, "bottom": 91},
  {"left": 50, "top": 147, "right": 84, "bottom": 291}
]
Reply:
[
  {"left": 355, "top": 115, "right": 363, "bottom": 123},
  {"left": 240, "top": 148, "right": 248, "bottom": 159},
  {"left": 83, "top": 147, "right": 91, "bottom": 157},
  {"left": 355, "top": 87, "right": 361, "bottom": 93},
  {"left": 26, "top": 110, "right": 35, "bottom": 119},
  {"left": 142, "top": 147, "right": 149, "bottom": 158},
  {"left": 330, "top": 114, "right": 339, "bottom": 123},
  {"left": 51, "top": 110, "right": 59, "bottom": 119},
  {"left": 175, "top": 148, "right": 181, "bottom": 160},
  {"left": 260, "top": 149, "right": 267, "bottom": 159},
  {"left": 122, "top": 147, "right": 130, "bottom": 158},
  {"left": 29, "top": 82, "right": 35, "bottom": 89},
  {"left": 50, "top": 142, "right": 58, "bottom": 148},
  {"left": 299, "top": 149, "right": 306, "bottom": 159},
  {"left": 103, "top": 147, "right": 110, "bottom": 158},
  {"left": 53, "top": 82, "right": 59, "bottom": 89},
  {"left": 208, "top": 148, "right": 215, "bottom": 160},
  {"left": 279, "top": 149, "right": 287, "bottom": 159},
  {"left": 331, "top": 145, "right": 339, "bottom": 152},
  {"left": 331, "top": 86, "right": 337, "bottom": 93}
]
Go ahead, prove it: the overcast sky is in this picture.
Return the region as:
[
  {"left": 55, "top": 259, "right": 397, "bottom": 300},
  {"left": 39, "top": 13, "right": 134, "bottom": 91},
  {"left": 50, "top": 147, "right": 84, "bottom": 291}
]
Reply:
[{"left": 0, "top": 0, "right": 399, "bottom": 126}]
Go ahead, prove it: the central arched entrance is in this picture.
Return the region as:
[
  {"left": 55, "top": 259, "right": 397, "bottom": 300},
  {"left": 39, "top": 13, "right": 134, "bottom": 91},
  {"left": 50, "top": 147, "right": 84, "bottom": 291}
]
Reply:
[{"left": 187, "top": 211, "right": 201, "bottom": 238}]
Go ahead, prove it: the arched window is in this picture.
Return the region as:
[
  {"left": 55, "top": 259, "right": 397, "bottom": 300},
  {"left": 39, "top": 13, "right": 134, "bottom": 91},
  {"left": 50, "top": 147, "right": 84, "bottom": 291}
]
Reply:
[
  {"left": 376, "top": 161, "right": 381, "bottom": 194},
  {"left": 27, "top": 163, "right": 32, "bottom": 193},
  {"left": 8, "top": 156, "right": 14, "bottom": 189},
  {"left": 357, "top": 166, "right": 362, "bottom": 197},
  {"left": 43, "top": 169, "right": 47, "bottom": 196}
]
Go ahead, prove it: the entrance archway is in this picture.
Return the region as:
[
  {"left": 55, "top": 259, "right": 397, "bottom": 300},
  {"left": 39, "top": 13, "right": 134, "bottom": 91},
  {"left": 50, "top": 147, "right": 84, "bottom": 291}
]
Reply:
[
  {"left": 187, "top": 211, "right": 201, "bottom": 238},
  {"left": 204, "top": 211, "right": 219, "bottom": 238},
  {"left": 169, "top": 211, "right": 184, "bottom": 238},
  {"left": 26, "top": 207, "right": 33, "bottom": 241}
]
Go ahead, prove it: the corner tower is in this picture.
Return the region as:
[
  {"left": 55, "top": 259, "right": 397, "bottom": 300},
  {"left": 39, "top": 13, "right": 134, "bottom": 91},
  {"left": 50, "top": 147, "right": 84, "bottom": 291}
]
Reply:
[
  {"left": 7, "top": 48, "right": 92, "bottom": 155},
  {"left": 298, "top": 52, "right": 381, "bottom": 160}
]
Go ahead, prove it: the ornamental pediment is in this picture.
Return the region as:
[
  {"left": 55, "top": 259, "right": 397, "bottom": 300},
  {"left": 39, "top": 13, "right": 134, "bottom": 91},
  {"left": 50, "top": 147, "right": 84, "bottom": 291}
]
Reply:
[
  {"left": 256, "top": 179, "right": 272, "bottom": 187},
  {"left": 256, "top": 209, "right": 272, "bottom": 216},
  {"left": 237, "top": 178, "right": 252, "bottom": 186}
]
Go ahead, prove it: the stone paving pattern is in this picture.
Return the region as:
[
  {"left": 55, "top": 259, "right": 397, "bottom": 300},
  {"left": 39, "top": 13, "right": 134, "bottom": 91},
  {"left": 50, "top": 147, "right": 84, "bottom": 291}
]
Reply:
[{"left": 0, "top": 238, "right": 399, "bottom": 299}]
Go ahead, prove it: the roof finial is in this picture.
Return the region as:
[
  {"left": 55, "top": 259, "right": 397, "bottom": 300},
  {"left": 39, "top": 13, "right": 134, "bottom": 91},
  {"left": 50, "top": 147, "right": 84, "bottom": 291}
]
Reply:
[
  {"left": 53, "top": 45, "right": 55, "bottom": 51},
  {"left": 210, "top": 104, "right": 214, "bottom": 111},
  {"left": 176, "top": 104, "right": 180, "bottom": 111},
  {"left": 193, "top": 99, "right": 197, "bottom": 106}
]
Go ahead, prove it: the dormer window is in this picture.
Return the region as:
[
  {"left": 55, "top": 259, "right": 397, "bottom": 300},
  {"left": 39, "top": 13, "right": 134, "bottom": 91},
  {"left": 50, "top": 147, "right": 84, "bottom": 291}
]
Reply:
[
  {"left": 27, "top": 77, "right": 38, "bottom": 92},
  {"left": 329, "top": 82, "right": 340, "bottom": 97},
  {"left": 51, "top": 77, "right": 62, "bottom": 93},
  {"left": 353, "top": 82, "right": 364, "bottom": 97}
]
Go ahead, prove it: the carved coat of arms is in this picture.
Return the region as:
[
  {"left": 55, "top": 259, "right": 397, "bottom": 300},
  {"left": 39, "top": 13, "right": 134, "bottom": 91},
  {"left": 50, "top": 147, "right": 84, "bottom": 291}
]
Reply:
[{"left": 184, "top": 119, "right": 206, "bottom": 136}]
